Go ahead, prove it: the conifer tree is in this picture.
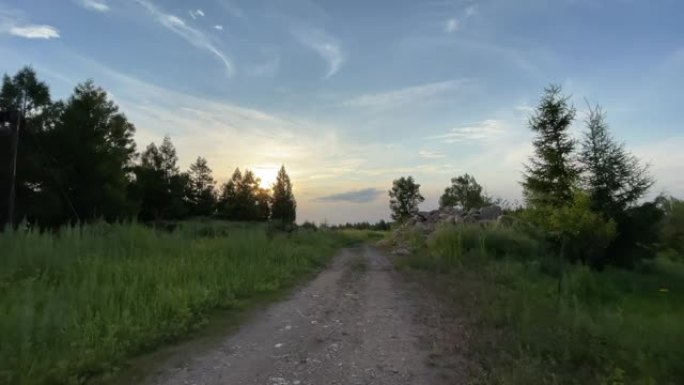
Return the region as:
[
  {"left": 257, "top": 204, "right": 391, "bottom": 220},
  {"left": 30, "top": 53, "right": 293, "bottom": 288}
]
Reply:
[
  {"left": 271, "top": 165, "right": 296, "bottom": 224},
  {"left": 522, "top": 85, "right": 579, "bottom": 208}
]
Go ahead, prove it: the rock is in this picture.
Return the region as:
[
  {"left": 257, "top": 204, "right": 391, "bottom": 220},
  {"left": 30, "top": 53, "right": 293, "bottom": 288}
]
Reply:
[{"left": 479, "top": 205, "right": 503, "bottom": 221}]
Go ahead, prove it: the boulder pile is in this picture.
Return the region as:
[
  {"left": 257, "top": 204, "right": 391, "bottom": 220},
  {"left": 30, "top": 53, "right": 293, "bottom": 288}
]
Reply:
[{"left": 402, "top": 205, "right": 504, "bottom": 234}]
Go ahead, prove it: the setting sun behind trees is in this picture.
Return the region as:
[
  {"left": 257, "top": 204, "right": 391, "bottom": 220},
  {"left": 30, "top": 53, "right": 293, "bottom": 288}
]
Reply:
[{"left": 252, "top": 165, "right": 280, "bottom": 189}]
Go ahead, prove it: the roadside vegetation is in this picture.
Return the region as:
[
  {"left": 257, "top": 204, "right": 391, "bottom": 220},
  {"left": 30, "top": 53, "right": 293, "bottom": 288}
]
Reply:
[
  {"left": 0, "top": 221, "right": 360, "bottom": 385},
  {"left": 387, "top": 85, "right": 684, "bottom": 384}
]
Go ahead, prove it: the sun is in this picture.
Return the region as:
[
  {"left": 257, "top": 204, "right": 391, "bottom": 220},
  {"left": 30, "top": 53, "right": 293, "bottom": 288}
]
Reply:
[{"left": 252, "top": 165, "right": 279, "bottom": 189}]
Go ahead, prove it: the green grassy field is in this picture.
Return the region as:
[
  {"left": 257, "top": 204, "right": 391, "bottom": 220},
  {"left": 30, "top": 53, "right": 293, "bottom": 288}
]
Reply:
[
  {"left": 395, "top": 224, "right": 684, "bottom": 385},
  {"left": 0, "top": 221, "right": 355, "bottom": 385}
]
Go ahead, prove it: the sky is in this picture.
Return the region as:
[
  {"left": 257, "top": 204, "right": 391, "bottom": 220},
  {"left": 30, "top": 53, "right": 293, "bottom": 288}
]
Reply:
[{"left": 0, "top": 0, "right": 682, "bottom": 224}]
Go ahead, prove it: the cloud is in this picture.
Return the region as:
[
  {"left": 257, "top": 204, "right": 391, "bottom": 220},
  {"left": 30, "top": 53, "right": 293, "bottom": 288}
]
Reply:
[
  {"left": 419, "top": 150, "right": 445, "bottom": 159},
  {"left": 214, "top": 25, "right": 224, "bottom": 31},
  {"left": 9, "top": 25, "right": 60, "bottom": 39},
  {"left": 316, "top": 188, "right": 384, "bottom": 203},
  {"left": 430, "top": 119, "right": 507, "bottom": 143},
  {"left": 445, "top": 18, "right": 460, "bottom": 33},
  {"left": 344, "top": 79, "right": 471, "bottom": 109},
  {"left": 134, "top": 0, "right": 234, "bottom": 76},
  {"left": 444, "top": 4, "right": 477, "bottom": 34},
  {"left": 294, "top": 27, "right": 344, "bottom": 78},
  {"left": 77, "top": 0, "right": 109, "bottom": 12},
  {"left": 0, "top": 9, "right": 60, "bottom": 39},
  {"left": 188, "top": 9, "right": 205, "bottom": 19}
]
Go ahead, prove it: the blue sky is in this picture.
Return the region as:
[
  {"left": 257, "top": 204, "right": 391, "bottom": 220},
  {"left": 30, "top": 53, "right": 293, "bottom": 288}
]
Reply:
[{"left": 0, "top": 0, "right": 682, "bottom": 223}]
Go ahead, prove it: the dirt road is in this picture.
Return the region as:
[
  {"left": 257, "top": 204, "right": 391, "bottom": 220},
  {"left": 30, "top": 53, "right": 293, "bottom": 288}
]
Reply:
[{"left": 139, "top": 246, "right": 464, "bottom": 385}]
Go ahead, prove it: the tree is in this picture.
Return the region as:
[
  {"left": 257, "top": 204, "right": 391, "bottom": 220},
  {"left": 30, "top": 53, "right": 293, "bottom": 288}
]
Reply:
[
  {"left": 42, "top": 80, "right": 136, "bottom": 223},
  {"left": 439, "top": 173, "right": 489, "bottom": 211},
  {"left": 218, "top": 168, "right": 269, "bottom": 221},
  {"left": 271, "top": 165, "right": 296, "bottom": 224},
  {"left": 389, "top": 176, "right": 424, "bottom": 222},
  {"left": 0, "top": 67, "right": 51, "bottom": 226},
  {"left": 187, "top": 157, "right": 216, "bottom": 216},
  {"left": 522, "top": 85, "right": 579, "bottom": 208},
  {"left": 658, "top": 196, "right": 684, "bottom": 259},
  {"left": 579, "top": 105, "right": 653, "bottom": 217},
  {"left": 131, "top": 136, "right": 188, "bottom": 221}
]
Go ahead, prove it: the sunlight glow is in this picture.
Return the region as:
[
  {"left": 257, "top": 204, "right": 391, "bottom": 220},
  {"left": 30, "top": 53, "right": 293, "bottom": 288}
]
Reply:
[{"left": 252, "top": 165, "right": 279, "bottom": 189}]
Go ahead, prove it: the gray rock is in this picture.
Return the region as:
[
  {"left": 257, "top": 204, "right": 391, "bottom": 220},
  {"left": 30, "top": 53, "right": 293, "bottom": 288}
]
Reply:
[{"left": 479, "top": 205, "right": 503, "bottom": 221}]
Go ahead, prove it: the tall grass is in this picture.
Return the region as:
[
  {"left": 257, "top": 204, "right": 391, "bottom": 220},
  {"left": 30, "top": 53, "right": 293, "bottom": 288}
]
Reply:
[
  {"left": 398, "top": 223, "right": 684, "bottom": 384},
  {"left": 0, "top": 222, "right": 351, "bottom": 385}
]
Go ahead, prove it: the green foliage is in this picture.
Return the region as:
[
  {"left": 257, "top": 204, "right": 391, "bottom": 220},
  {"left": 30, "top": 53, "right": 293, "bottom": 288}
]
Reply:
[
  {"left": 522, "top": 85, "right": 580, "bottom": 208},
  {"left": 218, "top": 168, "right": 275, "bottom": 221},
  {"left": 0, "top": 67, "right": 52, "bottom": 225},
  {"left": 579, "top": 105, "right": 653, "bottom": 217},
  {"left": 0, "top": 222, "right": 351, "bottom": 385},
  {"left": 130, "top": 137, "right": 188, "bottom": 221},
  {"left": 271, "top": 165, "right": 296, "bottom": 224},
  {"left": 439, "top": 173, "right": 490, "bottom": 210},
  {"left": 401, "top": 226, "right": 684, "bottom": 385},
  {"left": 523, "top": 192, "right": 617, "bottom": 266},
  {"left": 607, "top": 201, "right": 665, "bottom": 268},
  {"left": 658, "top": 196, "right": 684, "bottom": 259},
  {"left": 186, "top": 157, "right": 217, "bottom": 216},
  {"left": 41, "top": 81, "right": 137, "bottom": 224},
  {"left": 388, "top": 176, "right": 424, "bottom": 222},
  {"left": 425, "top": 223, "right": 544, "bottom": 269}
]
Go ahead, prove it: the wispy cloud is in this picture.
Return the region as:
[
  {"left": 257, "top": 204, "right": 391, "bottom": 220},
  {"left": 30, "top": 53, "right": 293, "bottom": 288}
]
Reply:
[
  {"left": 419, "top": 150, "right": 445, "bottom": 159},
  {"left": 294, "top": 27, "right": 344, "bottom": 78},
  {"left": 0, "top": 9, "right": 60, "bottom": 39},
  {"left": 214, "top": 25, "right": 224, "bottom": 31},
  {"left": 444, "top": 4, "right": 477, "bottom": 34},
  {"left": 430, "top": 119, "right": 506, "bottom": 143},
  {"left": 445, "top": 18, "right": 460, "bottom": 33},
  {"left": 77, "top": 0, "right": 109, "bottom": 12},
  {"left": 344, "top": 79, "right": 471, "bottom": 109},
  {"left": 134, "top": 0, "right": 234, "bottom": 76},
  {"left": 188, "top": 9, "right": 205, "bottom": 19},
  {"left": 9, "top": 25, "right": 59, "bottom": 39},
  {"left": 316, "top": 188, "right": 383, "bottom": 203}
]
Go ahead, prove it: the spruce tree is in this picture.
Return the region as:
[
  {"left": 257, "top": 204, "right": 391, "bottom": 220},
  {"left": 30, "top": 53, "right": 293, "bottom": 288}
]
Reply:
[
  {"left": 522, "top": 85, "right": 579, "bottom": 208},
  {"left": 271, "top": 165, "right": 296, "bottom": 224},
  {"left": 579, "top": 105, "right": 652, "bottom": 217}
]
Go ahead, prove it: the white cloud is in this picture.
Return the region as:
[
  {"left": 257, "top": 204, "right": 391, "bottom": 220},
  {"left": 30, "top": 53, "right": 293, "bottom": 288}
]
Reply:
[
  {"left": 77, "top": 0, "right": 109, "bottom": 12},
  {"left": 188, "top": 9, "right": 205, "bottom": 19},
  {"left": 444, "top": 4, "right": 477, "bottom": 34},
  {"left": 214, "top": 25, "right": 224, "bottom": 31},
  {"left": 0, "top": 9, "right": 60, "bottom": 39},
  {"left": 430, "top": 119, "right": 507, "bottom": 143},
  {"left": 134, "top": 0, "right": 234, "bottom": 76},
  {"left": 344, "top": 79, "right": 471, "bottom": 109},
  {"left": 419, "top": 150, "right": 445, "bottom": 159},
  {"left": 9, "top": 25, "right": 60, "bottom": 39},
  {"left": 445, "top": 18, "right": 460, "bottom": 33},
  {"left": 294, "top": 27, "right": 344, "bottom": 78}
]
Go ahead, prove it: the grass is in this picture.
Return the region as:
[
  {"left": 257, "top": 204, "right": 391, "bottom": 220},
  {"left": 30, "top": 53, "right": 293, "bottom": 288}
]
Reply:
[
  {"left": 395, "top": 223, "right": 684, "bottom": 385},
  {"left": 0, "top": 221, "right": 357, "bottom": 385}
]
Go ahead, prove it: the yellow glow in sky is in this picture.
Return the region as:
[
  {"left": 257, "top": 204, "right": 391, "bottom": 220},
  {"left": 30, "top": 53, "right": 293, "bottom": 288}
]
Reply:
[{"left": 252, "top": 165, "right": 279, "bottom": 189}]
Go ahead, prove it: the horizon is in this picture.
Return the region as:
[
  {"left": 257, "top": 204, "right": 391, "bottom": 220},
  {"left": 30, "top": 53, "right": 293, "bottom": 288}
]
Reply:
[{"left": 1, "top": 0, "right": 682, "bottom": 224}]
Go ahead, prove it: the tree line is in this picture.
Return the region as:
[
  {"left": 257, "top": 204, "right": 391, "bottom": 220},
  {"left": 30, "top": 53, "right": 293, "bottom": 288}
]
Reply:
[
  {"left": 0, "top": 67, "right": 296, "bottom": 228},
  {"left": 389, "top": 85, "right": 684, "bottom": 268}
]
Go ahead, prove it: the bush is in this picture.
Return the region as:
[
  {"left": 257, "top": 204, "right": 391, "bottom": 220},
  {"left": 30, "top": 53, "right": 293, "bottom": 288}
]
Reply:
[
  {"left": 426, "top": 223, "right": 544, "bottom": 269},
  {"left": 520, "top": 191, "right": 617, "bottom": 267}
]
